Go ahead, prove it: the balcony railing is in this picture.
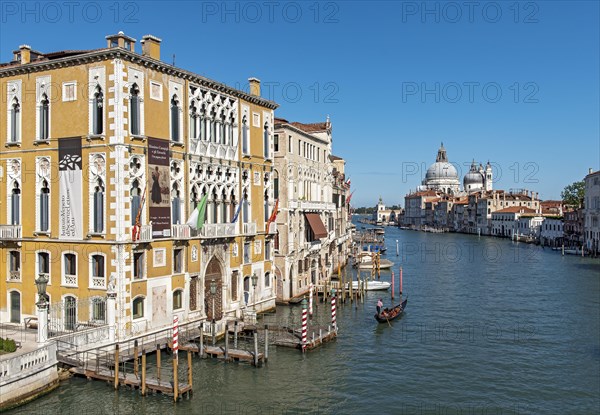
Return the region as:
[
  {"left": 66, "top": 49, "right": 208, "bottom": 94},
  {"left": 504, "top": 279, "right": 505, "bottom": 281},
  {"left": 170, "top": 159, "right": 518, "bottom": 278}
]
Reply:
[
  {"left": 172, "top": 224, "right": 191, "bottom": 239},
  {"left": 200, "top": 223, "right": 236, "bottom": 238},
  {"left": 243, "top": 222, "right": 257, "bottom": 235},
  {"left": 288, "top": 200, "right": 336, "bottom": 211},
  {"left": 305, "top": 240, "right": 322, "bottom": 252},
  {"left": 8, "top": 271, "right": 21, "bottom": 282},
  {"left": 64, "top": 274, "right": 77, "bottom": 286},
  {"left": 195, "top": 141, "right": 238, "bottom": 161},
  {"left": 267, "top": 222, "right": 277, "bottom": 234},
  {"left": 0, "top": 225, "right": 22, "bottom": 239}
]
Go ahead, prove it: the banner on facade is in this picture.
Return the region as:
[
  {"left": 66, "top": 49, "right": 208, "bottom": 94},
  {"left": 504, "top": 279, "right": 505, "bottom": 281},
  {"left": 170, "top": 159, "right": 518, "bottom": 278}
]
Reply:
[
  {"left": 148, "top": 138, "right": 171, "bottom": 237},
  {"left": 58, "top": 138, "right": 83, "bottom": 239}
]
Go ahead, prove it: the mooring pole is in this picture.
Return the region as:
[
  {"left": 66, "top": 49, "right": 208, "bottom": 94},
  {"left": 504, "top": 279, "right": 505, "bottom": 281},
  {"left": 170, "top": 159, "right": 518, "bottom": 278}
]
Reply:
[
  {"left": 199, "top": 323, "right": 204, "bottom": 357},
  {"left": 173, "top": 354, "right": 179, "bottom": 402},
  {"left": 234, "top": 320, "right": 239, "bottom": 349},
  {"left": 133, "top": 340, "right": 139, "bottom": 378},
  {"left": 187, "top": 350, "right": 193, "bottom": 388},
  {"left": 156, "top": 344, "right": 161, "bottom": 384},
  {"left": 141, "top": 351, "right": 147, "bottom": 396},
  {"left": 212, "top": 319, "right": 216, "bottom": 346},
  {"left": 224, "top": 322, "right": 229, "bottom": 360},
  {"left": 253, "top": 330, "right": 259, "bottom": 367},
  {"left": 114, "top": 344, "right": 119, "bottom": 389},
  {"left": 264, "top": 324, "right": 269, "bottom": 363}
]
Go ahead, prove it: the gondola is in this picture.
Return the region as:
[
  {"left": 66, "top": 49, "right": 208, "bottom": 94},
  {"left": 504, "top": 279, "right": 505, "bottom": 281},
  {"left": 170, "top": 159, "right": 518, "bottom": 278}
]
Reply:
[{"left": 374, "top": 298, "right": 407, "bottom": 323}]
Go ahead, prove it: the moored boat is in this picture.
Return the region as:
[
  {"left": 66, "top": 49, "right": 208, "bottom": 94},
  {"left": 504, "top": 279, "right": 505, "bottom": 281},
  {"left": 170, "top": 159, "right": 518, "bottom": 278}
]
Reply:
[{"left": 347, "top": 280, "right": 390, "bottom": 291}]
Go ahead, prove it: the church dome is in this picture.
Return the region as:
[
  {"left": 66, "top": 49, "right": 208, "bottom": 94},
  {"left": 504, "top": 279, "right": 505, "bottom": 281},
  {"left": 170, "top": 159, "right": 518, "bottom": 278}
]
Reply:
[
  {"left": 464, "top": 161, "right": 484, "bottom": 186},
  {"left": 426, "top": 162, "right": 458, "bottom": 180}
]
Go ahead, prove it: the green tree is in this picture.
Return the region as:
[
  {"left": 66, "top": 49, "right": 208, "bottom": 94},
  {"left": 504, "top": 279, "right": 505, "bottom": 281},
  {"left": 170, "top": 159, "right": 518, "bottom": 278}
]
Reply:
[{"left": 561, "top": 181, "right": 585, "bottom": 207}]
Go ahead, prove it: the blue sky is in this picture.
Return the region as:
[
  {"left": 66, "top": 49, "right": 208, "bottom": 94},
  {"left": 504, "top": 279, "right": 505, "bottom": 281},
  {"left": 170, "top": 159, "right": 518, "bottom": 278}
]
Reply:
[{"left": 1, "top": 1, "right": 598, "bottom": 207}]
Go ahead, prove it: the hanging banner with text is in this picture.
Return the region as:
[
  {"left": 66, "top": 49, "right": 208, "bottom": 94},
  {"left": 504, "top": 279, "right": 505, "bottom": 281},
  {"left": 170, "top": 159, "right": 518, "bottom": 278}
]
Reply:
[
  {"left": 58, "top": 138, "right": 83, "bottom": 239},
  {"left": 148, "top": 138, "right": 171, "bottom": 237}
]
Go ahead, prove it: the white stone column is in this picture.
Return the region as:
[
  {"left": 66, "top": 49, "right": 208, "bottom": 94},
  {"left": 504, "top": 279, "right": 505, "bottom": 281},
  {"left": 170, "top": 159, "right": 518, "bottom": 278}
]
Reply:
[
  {"left": 37, "top": 303, "right": 48, "bottom": 344},
  {"left": 107, "top": 291, "right": 117, "bottom": 343}
]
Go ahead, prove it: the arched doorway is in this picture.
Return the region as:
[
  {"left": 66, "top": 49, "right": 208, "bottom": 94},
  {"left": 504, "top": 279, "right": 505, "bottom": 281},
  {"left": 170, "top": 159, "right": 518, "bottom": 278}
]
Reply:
[
  {"left": 204, "top": 257, "right": 223, "bottom": 321},
  {"left": 9, "top": 291, "right": 20, "bottom": 323},
  {"left": 243, "top": 276, "right": 250, "bottom": 305}
]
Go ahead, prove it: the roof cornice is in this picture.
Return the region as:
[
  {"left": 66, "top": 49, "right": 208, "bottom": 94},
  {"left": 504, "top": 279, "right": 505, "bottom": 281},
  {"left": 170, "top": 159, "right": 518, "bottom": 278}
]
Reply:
[
  {"left": 0, "top": 48, "right": 278, "bottom": 110},
  {"left": 274, "top": 122, "right": 330, "bottom": 144}
]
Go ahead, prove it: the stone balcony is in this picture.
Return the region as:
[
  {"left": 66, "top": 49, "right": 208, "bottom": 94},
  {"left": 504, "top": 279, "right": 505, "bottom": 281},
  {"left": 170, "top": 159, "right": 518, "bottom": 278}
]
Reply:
[
  {"left": 200, "top": 223, "right": 236, "bottom": 238},
  {"left": 195, "top": 141, "right": 238, "bottom": 161},
  {"left": 243, "top": 222, "right": 257, "bottom": 235},
  {"left": 0, "top": 225, "right": 22, "bottom": 239},
  {"left": 305, "top": 240, "right": 322, "bottom": 252},
  {"left": 266, "top": 222, "right": 277, "bottom": 234},
  {"left": 289, "top": 200, "right": 336, "bottom": 211}
]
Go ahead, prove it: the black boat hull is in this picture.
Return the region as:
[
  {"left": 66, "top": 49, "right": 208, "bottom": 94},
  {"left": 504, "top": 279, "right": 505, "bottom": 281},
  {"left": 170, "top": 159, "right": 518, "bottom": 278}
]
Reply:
[{"left": 374, "top": 298, "right": 408, "bottom": 323}]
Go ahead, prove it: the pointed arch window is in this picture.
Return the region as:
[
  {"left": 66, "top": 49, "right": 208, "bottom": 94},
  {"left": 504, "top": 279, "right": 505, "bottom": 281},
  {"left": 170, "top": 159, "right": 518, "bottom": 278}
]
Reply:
[
  {"left": 264, "top": 191, "right": 270, "bottom": 222},
  {"left": 171, "top": 95, "right": 180, "bottom": 142},
  {"left": 190, "top": 102, "right": 198, "bottom": 139},
  {"left": 210, "top": 107, "right": 217, "bottom": 143},
  {"left": 93, "top": 179, "right": 105, "bottom": 233},
  {"left": 171, "top": 182, "right": 181, "bottom": 225},
  {"left": 200, "top": 106, "right": 207, "bottom": 141},
  {"left": 273, "top": 170, "right": 279, "bottom": 199},
  {"left": 92, "top": 86, "right": 104, "bottom": 135},
  {"left": 130, "top": 84, "right": 141, "bottom": 136},
  {"left": 263, "top": 123, "right": 270, "bottom": 159},
  {"left": 11, "top": 182, "right": 20, "bottom": 225},
  {"left": 221, "top": 189, "right": 228, "bottom": 223},
  {"left": 130, "top": 179, "right": 141, "bottom": 226},
  {"left": 190, "top": 185, "right": 199, "bottom": 216},
  {"left": 39, "top": 179, "right": 50, "bottom": 232},
  {"left": 219, "top": 113, "right": 226, "bottom": 145},
  {"left": 242, "top": 190, "right": 249, "bottom": 224},
  {"left": 10, "top": 98, "right": 20, "bottom": 143},
  {"left": 229, "top": 113, "right": 235, "bottom": 146},
  {"left": 39, "top": 94, "right": 49, "bottom": 140},
  {"left": 242, "top": 116, "right": 249, "bottom": 155}
]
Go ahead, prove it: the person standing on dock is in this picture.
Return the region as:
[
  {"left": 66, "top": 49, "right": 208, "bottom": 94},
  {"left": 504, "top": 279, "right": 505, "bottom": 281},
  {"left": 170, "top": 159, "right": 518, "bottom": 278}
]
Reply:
[{"left": 377, "top": 298, "right": 383, "bottom": 315}]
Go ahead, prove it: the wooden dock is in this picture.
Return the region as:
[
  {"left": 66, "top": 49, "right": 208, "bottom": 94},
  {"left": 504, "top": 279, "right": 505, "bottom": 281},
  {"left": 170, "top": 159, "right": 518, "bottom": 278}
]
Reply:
[
  {"left": 177, "top": 343, "right": 264, "bottom": 364},
  {"left": 272, "top": 326, "right": 338, "bottom": 351},
  {"left": 69, "top": 366, "right": 192, "bottom": 397}
]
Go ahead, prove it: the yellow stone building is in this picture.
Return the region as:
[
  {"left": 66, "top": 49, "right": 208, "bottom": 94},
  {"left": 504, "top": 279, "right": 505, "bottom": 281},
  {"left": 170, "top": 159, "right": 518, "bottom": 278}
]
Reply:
[{"left": 0, "top": 32, "right": 278, "bottom": 340}]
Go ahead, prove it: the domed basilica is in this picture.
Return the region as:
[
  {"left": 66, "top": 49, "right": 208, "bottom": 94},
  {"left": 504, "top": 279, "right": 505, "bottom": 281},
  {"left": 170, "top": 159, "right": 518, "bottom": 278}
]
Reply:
[{"left": 419, "top": 143, "right": 492, "bottom": 195}]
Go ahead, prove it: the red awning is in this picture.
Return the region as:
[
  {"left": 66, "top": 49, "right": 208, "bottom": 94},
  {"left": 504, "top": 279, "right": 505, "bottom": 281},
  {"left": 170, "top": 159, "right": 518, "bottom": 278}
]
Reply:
[{"left": 305, "top": 213, "right": 328, "bottom": 238}]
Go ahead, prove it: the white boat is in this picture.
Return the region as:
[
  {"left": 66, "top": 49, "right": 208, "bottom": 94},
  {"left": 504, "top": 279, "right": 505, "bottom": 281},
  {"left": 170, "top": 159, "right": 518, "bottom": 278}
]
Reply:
[{"left": 347, "top": 280, "right": 390, "bottom": 291}]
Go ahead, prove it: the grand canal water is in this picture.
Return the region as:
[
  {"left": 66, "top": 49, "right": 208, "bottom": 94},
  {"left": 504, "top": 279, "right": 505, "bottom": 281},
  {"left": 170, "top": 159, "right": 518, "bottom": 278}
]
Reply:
[{"left": 8, "top": 224, "right": 600, "bottom": 414}]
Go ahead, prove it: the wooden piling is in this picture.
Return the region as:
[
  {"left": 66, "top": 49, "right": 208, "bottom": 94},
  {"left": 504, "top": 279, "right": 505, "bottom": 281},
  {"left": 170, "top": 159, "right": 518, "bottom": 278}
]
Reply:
[
  {"left": 224, "top": 322, "right": 229, "bottom": 360},
  {"left": 199, "top": 323, "right": 204, "bottom": 357},
  {"left": 173, "top": 356, "right": 178, "bottom": 402},
  {"left": 133, "top": 340, "right": 139, "bottom": 378},
  {"left": 187, "top": 350, "right": 193, "bottom": 388},
  {"left": 211, "top": 319, "right": 216, "bottom": 346},
  {"left": 234, "top": 321, "right": 238, "bottom": 349},
  {"left": 114, "top": 344, "right": 119, "bottom": 389},
  {"left": 141, "top": 351, "right": 147, "bottom": 396},
  {"left": 264, "top": 325, "right": 269, "bottom": 363},
  {"left": 156, "top": 344, "right": 161, "bottom": 384},
  {"left": 253, "top": 331, "right": 259, "bottom": 367}
]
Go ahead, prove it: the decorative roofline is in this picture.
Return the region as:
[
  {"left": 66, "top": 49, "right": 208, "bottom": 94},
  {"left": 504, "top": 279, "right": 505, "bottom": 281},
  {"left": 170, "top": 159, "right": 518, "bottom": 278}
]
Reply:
[
  {"left": 274, "top": 121, "right": 331, "bottom": 144},
  {"left": 0, "top": 47, "right": 278, "bottom": 110}
]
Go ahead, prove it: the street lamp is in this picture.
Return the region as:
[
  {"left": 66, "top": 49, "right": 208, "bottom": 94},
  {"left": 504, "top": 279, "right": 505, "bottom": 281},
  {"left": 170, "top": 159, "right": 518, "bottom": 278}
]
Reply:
[
  {"left": 34, "top": 273, "right": 49, "bottom": 343},
  {"left": 251, "top": 272, "right": 258, "bottom": 311},
  {"left": 209, "top": 279, "right": 217, "bottom": 321}
]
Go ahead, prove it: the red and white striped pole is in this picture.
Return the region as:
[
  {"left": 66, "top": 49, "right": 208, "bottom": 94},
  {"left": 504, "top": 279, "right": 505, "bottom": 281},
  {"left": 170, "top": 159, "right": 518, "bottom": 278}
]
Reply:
[
  {"left": 309, "top": 283, "right": 313, "bottom": 318},
  {"left": 331, "top": 289, "right": 337, "bottom": 331},
  {"left": 301, "top": 298, "right": 308, "bottom": 352},
  {"left": 391, "top": 271, "right": 395, "bottom": 300},
  {"left": 173, "top": 315, "right": 179, "bottom": 359}
]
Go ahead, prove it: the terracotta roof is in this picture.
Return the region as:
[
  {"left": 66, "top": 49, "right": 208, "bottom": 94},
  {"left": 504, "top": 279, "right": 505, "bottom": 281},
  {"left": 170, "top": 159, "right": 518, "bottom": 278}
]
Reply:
[
  {"left": 274, "top": 117, "right": 289, "bottom": 124},
  {"left": 2, "top": 49, "right": 100, "bottom": 68},
  {"left": 329, "top": 155, "right": 343, "bottom": 161},
  {"left": 493, "top": 206, "right": 537, "bottom": 214},
  {"left": 540, "top": 200, "right": 562, "bottom": 206},
  {"left": 290, "top": 121, "right": 329, "bottom": 133},
  {"left": 406, "top": 190, "right": 439, "bottom": 198}
]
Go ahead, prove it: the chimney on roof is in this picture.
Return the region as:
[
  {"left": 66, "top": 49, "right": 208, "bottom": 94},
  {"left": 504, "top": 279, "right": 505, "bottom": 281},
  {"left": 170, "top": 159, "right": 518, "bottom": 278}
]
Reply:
[
  {"left": 106, "top": 31, "right": 136, "bottom": 52},
  {"left": 18, "top": 45, "right": 31, "bottom": 64},
  {"left": 141, "top": 35, "right": 162, "bottom": 60},
  {"left": 249, "top": 77, "right": 261, "bottom": 96},
  {"left": 590, "top": 168, "right": 593, "bottom": 174}
]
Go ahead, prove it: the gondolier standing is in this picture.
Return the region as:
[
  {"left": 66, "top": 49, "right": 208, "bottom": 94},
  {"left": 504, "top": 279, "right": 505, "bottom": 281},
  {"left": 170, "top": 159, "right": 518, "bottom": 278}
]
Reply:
[{"left": 376, "top": 298, "right": 383, "bottom": 315}]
